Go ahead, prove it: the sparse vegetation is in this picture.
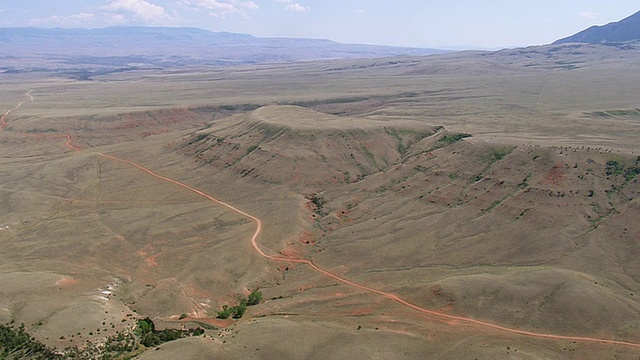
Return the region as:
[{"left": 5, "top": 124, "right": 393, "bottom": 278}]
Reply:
[
  {"left": 189, "top": 133, "right": 207, "bottom": 144},
  {"left": 0, "top": 320, "right": 190, "bottom": 359},
  {"left": 439, "top": 133, "right": 472, "bottom": 144},
  {"left": 606, "top": 159, "right": 640, "bottom": 181},
  {"left": 135, "top": 317, "right": 204, "bottom": 348},
  {"left": 247, "top": 289, "right": 263, "bottom": 306},
  {"left": 517, "top": 173, "right": 531, "bottom": 189},
  {"left": 605, "top": 160, "right": 624, "bottom": 176},
  {"left": 216, "top": 301, "right": 247, "bottom": 319},
  {"left": 218, "top": 104, "right": 261, "bottom": 111},
  {"left": 587, "top": 108, "right": 640, "bottom": 118},
  {"left": 3, "top": 25, "right": 640, "bottom": 360},
  {"left": 385, "top": 127, "right": 433, "bottom": 156},
  {"left": 307, "top": 194, "right": 326, "bottom": 217},
  {"left": 486, "top": 147, "right": 513, "bottom": 163},
  {"left": 217, "top": 290, "right": 263, "bottom": 319},
  {"left": 246, "top": 145, "right": 259, "bottom": 154},
  {"left": 0, "top": 322, "right": 60, "bottom": 359},
  {"left": 285, "top": 96, "right": 370, "bottom": 107}
]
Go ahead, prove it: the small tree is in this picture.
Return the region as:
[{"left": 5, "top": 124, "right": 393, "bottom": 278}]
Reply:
[
  {"left": 233, "top": 300, "right": 247, "bottom": 319},
  {"left": 217, "top": 305, "right": 232, "bottom": 319},
  {"left": 247, "top": 290, "right": 263, "bottom": 306}
]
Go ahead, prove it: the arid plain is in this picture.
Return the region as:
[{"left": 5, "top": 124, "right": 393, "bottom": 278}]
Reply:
[{"left": 1, "top": 43, "right": 640, "bottom": 359}]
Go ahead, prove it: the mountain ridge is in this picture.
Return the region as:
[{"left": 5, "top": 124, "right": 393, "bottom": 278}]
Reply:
[
  {"left": 0, "top": 26, "right": 445, "bottom": 71},
  {"left": 554, "top": 10, "right": 640, "bottom": 44}
]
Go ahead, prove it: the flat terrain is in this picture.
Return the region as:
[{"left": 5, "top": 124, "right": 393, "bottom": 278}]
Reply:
[{"left": 1, "top": 43, "right": 640, "bottom": 359}]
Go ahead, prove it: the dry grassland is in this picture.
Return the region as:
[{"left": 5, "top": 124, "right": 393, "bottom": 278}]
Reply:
[{"left": 1, "top": 43, "right": 639, "bottom": 358}]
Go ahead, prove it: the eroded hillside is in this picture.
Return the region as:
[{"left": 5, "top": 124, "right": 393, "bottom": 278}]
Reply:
[
  {"left": 171, "top": 106, "right": 640, "bottom": 344},
  {"left": 173, "top": 106, "right": 438, "bottom": 188},
  {"left": 2, "top": 42, "right": 640, "bottom": 358}
]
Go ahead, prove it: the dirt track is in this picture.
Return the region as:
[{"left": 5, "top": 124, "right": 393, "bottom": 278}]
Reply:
[
  {"left": 3, "top": 91, "right": 640, "bottom": 351},
  {"left": 0, "top": 101, "right": 23, "bottom": 130}
]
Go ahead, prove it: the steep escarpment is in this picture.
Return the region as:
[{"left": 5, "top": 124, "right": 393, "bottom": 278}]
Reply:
[{"left": 7, "top": 107, "right": 213, "bottom": 148}]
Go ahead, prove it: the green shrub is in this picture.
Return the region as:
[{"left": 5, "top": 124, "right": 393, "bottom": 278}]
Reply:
[
  {"left": 605, "top": 159, "right": 640, "bottom": 181},
  {"left": 217, "top": 305, "right": 232, "bottom": 319},
  {"left": 218, "top": 291, "right": 262, "bottom": 320},
  {"left": 439, "top": 133, "right": 472, "bottom": 144},
  {"left": 0, "top": 323, "right": 60, "bottom": 359},
  {"left": 233, "top": 301, "right": 247, "bottom": 319},
  {"left": 487, "top": 147, "right": 512, "bottom": 162},
  {"left": 606, "top": 160, "right": 624, "bottom": 176},
  {"left": 246, "top": 145, "right": 259, "bottom": 154},
  {"left": 247, "top": 290, "right": 263, "bottom": 306}
]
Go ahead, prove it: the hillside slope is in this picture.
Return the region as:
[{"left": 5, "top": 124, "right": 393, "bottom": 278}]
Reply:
[
  {"left": 554, "top": 10, "right": 640, "bottom": 44},
  {"left": 173, "top": 105, "right": 439, "bottom": 189},
  {"left": 171, "top": 106, "right": 640, "bottom": 343}
]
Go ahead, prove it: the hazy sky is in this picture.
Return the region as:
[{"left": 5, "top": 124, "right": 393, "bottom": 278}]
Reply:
[{"left": 1, "top": 1, "right": 638, "bottom": 48}]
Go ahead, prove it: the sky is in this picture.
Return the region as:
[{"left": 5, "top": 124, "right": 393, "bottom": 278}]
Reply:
[{"left": 0, "top": 1, "right": 638, "bottom": 49}]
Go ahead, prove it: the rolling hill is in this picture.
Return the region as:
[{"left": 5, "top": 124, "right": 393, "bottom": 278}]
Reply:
[{"left": 1, "top": 28, "right": 640, "bottom": 358}]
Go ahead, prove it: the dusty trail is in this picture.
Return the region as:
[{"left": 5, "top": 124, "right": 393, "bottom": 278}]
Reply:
[
  {"left": 98, "top": 153, "right": 640, "bottom": 350},
  {"left": 0, "top": 92, "right": 79, "bottom": 152},
  {"left": 2, "top": 91, "right": 640, "bottom": 351},
  {"left": 60, "top": 134, "right": 81, "bottom": 152},
  {"left": 0, "top": 101, "right": 23, "bottom": 130}
]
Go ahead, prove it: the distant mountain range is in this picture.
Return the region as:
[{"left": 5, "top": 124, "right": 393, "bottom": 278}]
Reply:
[
  {"left": 554, "top": 10, "right": 640, "bottom": 44},
  {"left": 0, "top": 27, "right": 445, "bottom": 77},
  {"left": 4, "top": 11, "right": 640, "bottom": 80}
]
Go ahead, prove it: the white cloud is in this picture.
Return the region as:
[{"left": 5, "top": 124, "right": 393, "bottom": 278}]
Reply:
[
  {"left": 29, "top": 12, "right": 96, "bottom": 26},
  {"left": 275, "top": 0, "right": 310, "bottom": 12},
  {"left": 285, "top": 3, "right": 308, "bottom": 12},
  {"left": 69, "top": 13, "right": 96, "bottom": 21},
  {"left": 184, "top": 0, "right": 234, "bottom": 11},
  {"left": 350, "top": 9, "right": 364, "bottom": 15},
  {"left": 32, "top": 0, "right": 171, "bottom": 27},
  {"left": 110, "top": 14, "right": 128, "bottom": 23},
  {"left": 180, "top": 0, "right": 259, "bottom": 17},
  {"left": 102, "top": 0, "right": 168, "bottom": 22},
  {"left": 242, "top": 1, "right": 259, "bottom": 10},
  {"left": 580, "top": 11, "right": 599, "bottom": 19}
]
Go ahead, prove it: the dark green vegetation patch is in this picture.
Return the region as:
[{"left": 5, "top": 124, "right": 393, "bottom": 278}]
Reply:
[
  {"left": 605, "top": 158, "right": 640, "bottom": 182},
  {"left": 438, "top": 133, "right": 472, "bottom": 144},
  {"left": 217, "top": 290, "right": 263, "bottom": 319},
  {"left": 0, "top": 322, "right": 59, "bottom": 359},
  {"left": 135, "top": 317, "right": 204, "bottom": 348},
  {"left": 587, "top": 108, "right": 640, "bottom": 119},
  {"left": 0, "top": 318, "right": 204, "bottom": 359}
]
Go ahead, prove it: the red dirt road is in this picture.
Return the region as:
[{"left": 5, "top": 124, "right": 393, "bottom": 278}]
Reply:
[
  {"left": 3, "top": 92, "right": 640, "bottom": 351},
  {"left": 99, "top": 154, "right": 640, "bottom": 350},
  {"left": 0, "top": 101, "right": 23, "bottom": 130},
  {"left": 62, "top": 134, "right": 81, "bottom": 152}
]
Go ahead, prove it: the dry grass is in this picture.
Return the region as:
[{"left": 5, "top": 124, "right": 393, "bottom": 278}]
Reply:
[{"left": 1, "top": 43, "right": 640, "bottom": 358}]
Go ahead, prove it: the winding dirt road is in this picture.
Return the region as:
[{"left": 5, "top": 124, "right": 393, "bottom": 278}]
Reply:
[
  {"left": 2, "top": 91, "right": 640, "bottom": 351},
  {"left": 0, "top": 101, "right": 23, "bottom": 130}
]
